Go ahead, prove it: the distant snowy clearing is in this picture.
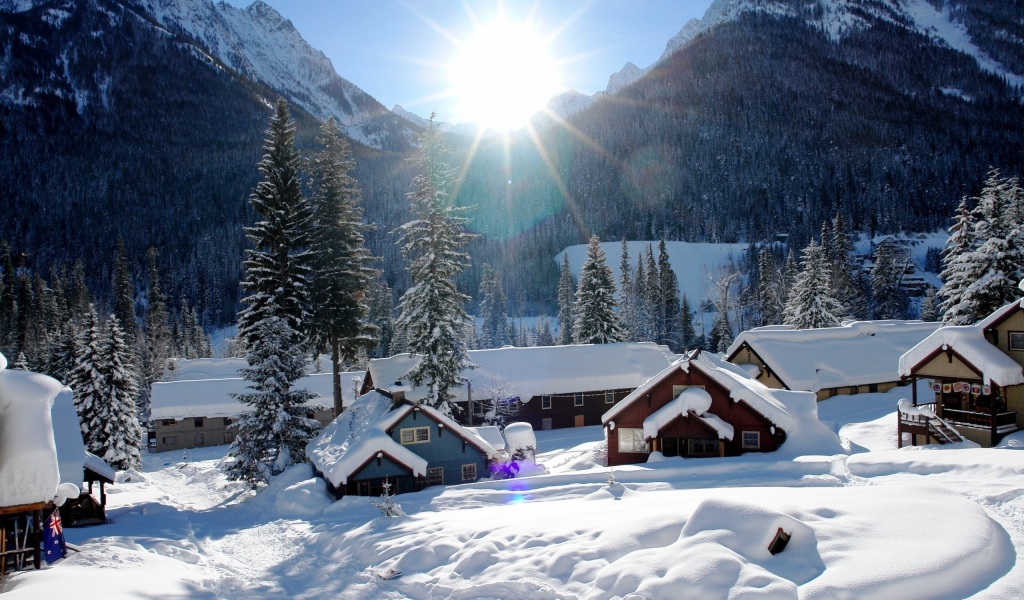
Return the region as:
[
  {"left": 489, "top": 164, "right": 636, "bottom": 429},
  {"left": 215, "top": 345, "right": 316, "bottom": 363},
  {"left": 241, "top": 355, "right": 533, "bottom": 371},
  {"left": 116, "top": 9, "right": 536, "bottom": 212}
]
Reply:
[{"left": 3, "top": 388, "right": 1023, "bottom": 598}]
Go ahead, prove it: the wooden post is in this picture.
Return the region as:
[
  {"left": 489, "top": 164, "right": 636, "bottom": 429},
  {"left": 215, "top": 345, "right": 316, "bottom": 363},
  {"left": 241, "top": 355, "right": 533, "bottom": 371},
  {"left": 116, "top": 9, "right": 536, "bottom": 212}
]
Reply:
[
  {"left": 32, "top": 508, "right": 42, "bottom": 569},
  {"left": 911, "top": 376, "right": 918, "bottom": 406}
]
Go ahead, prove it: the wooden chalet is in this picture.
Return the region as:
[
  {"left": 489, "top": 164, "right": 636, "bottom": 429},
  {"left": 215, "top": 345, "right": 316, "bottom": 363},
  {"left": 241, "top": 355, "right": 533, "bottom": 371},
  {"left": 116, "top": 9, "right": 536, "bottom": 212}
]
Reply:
[
  {"left": 602, "top": 351, "right": 807, "bottom": 467},
  {"left": 726, "top": 320, "right": 940, "bottom": 400},
  {"left": 361, "top": 343, "right": 677, "bottom": 431},
  {"left": 307, "top": 390, "right": 501, "bottom": 498},
  {"left": 898, "top": 298, "right": 1024, "bottom": 447}
]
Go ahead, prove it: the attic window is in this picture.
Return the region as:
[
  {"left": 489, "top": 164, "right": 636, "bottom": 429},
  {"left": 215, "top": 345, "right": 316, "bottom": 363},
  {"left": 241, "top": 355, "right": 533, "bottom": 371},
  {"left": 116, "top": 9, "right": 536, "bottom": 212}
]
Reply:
[
  {"left": 742, "top": 431, "right": 760, "bottom": 449},
  {"left": 400, "top": 426, "right": 430, "bottom": 444},
  {"left": 1009, "top": 332, "right": 1024, "bottom": 351}
]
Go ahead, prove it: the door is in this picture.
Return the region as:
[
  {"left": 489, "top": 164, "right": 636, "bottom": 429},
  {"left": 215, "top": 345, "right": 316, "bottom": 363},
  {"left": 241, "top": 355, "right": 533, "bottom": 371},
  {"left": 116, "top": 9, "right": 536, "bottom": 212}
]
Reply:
[
  {"left": 542, "top": 418, "right": 553, "bottom": 430},
  {"left": 574, "top": 415, "right": 585, "bottom": 427}
]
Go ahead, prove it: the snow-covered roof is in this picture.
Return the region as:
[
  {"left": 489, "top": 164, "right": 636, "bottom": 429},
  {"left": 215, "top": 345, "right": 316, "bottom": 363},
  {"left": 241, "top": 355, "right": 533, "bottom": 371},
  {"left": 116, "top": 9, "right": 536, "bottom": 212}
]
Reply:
[
  {"left": 604, "top": 352, "right": 841, "bottom": 457},
  {"left": 307, "top": 391, "right": 500, "bottom": 488},
  {"left": 150, "top": 371, "right": 365, "bottom": 420},
  {"left": 84, "top": 451, "right": 116, "bottom": 483},
  {"left": 726, "top": 320, "right": 941, "bottom": 392},
  {"left": 642, "top": 387, "right": 713, "bottom": 440},
  {"left": 466, "top": 426, "right": 506, "bottom": 452},
  {"left": 51, "top": 386, "right": 86, "bottom": 486},
  {"left": 367, "top": 343, "right": 677, "bottom": 403},
  {"left": 899, "top": 319, "right": 1024, "bottom": 387},
  {"left": 977, "top": 298, "right": 1024, "bottom": 330},
  {"left": 0, "top": 356, "right": 63, "bottom": 507}
]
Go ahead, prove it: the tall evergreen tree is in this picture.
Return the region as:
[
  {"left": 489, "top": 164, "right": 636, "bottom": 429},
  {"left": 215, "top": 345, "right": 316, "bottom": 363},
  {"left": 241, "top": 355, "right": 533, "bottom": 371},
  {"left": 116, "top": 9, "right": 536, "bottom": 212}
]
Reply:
[
  {"left": 643, "top": 244, "right": 660, "bottom": 341},
  {"left": 237, "top": 99, "right": 314, "bottom": 347},
  {"left": 871, "top": 242, "right": 908, "bottom": 319},
  {"left": 112, "top": 239, "right": 138, "bottom": 340},
  {"left": 830, "top": 212, "right": 858, "bottom": 316},
  {"left": 757, "top": 247, "right": 781, "bottom": 325},
  {"left": 618, "top": 239, "right": 636, "bottom": 342},
  {"left": 657, "top": 238, "right": 682, "bottom": 350},
  {"left": 479, "top": 264, "right": 510, "bottom": 349},
  {"left": 139, "top": 247, "right": 171, "bottom": 421},
  {"left": 783, "top": 239, "right": 844, "bottom": 329},
  {"left": 919, "top": 285, "right": 939, "bottom": 321},
  {"left": 938, "top": 196, "right": 977, "bottom": 324},
  {"left": 573, "top": 237, "right": 622, "bottom": 344},
  {"left": 69, "top": 306, "right": 107, "bottom": 456},
  {"left": 366, "top": 277, "right": 395, "bottom": 359},
  {"left": 100, "top": 315, "right": 143, "bottom": 470},
  {"left": 557, "top": 253, "right": 576, "bottom": 345},
  {"left": 393, "top": 115, "right": 476, "bottom": 416},
  {"left": 535, "top": 317, "right": 555, "bottom": 347},
  {"left": 680, "top": 294, "right": 697, "bottom": 351},
  {"left": 307, "top": 117, "right": 378, "bottom": 414},
  {"left": 0, "top": 241, "right": 16, "bottom": 355}
]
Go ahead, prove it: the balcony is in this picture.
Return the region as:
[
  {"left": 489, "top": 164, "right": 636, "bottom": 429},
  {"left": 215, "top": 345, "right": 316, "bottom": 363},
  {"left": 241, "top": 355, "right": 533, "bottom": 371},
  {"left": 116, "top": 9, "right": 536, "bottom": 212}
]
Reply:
[{"left": 941, "top": 408, "right": 1019, "bottom": 433}]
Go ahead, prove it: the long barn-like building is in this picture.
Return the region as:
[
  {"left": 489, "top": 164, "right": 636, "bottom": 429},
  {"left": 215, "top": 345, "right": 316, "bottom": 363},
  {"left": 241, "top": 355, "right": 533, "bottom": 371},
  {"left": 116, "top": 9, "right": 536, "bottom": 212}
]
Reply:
[{"left": 360, "top": 343, "right": 679, "bottom": 431}]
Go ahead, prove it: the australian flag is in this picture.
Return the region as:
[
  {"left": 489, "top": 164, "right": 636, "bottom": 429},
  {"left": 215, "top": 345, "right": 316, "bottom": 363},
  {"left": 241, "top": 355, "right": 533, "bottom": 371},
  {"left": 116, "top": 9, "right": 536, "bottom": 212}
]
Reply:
[{"left": 42, "top": 509, "right": 67, "bottom": 564}]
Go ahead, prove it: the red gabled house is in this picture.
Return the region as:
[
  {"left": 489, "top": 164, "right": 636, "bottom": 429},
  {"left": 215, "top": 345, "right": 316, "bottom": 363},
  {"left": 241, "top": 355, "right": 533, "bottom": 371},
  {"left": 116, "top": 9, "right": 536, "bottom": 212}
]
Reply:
[{"left": 602, "top": 351, "right": 823, "bottom": 467}]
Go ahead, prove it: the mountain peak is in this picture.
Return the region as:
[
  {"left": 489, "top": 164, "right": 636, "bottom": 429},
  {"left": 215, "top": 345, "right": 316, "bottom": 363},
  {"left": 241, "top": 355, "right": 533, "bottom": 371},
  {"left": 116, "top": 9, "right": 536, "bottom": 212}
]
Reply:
[{"left": 606, "top": 61, "right": 645, "bottom": 94}]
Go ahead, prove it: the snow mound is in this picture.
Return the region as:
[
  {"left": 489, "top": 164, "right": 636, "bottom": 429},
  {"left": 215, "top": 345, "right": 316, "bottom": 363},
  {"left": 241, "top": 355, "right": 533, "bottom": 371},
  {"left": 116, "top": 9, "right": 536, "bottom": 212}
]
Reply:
[{"left": 0, "top": 365, "right": 64, "bottom": 506}]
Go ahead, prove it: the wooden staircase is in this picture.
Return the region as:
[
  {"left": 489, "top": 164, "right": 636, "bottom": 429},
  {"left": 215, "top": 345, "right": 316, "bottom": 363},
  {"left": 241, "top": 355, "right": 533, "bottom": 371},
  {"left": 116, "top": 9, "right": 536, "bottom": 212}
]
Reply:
[{"left": 926, "top": 416, "right": 966, "bottom": 445}]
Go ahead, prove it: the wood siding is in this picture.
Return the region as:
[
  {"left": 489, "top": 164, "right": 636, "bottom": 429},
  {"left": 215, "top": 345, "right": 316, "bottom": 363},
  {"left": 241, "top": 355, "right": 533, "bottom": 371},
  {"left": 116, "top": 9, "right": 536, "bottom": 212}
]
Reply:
[
  {"left": 454, "top": 389, "right": 632, "bottom": 431},
  {"left": 151, "top": 409, "right": 334, "bottom": 453},
  {"left": 606, "top": 366, "right": 784, "bottom": 467}
]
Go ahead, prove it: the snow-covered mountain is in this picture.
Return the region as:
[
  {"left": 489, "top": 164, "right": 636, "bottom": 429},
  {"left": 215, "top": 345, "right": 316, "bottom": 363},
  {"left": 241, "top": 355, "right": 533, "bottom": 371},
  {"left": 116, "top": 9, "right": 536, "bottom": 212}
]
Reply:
[{"left": 130, "top": 0, "right": 417, "bottom": 150}]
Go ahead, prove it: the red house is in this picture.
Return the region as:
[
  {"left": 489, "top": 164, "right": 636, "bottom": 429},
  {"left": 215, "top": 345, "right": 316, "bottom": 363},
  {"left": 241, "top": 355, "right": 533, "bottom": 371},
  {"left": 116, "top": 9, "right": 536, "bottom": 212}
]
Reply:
[{"left": 602, "top": 351, "right": 814, "bottom": 467}]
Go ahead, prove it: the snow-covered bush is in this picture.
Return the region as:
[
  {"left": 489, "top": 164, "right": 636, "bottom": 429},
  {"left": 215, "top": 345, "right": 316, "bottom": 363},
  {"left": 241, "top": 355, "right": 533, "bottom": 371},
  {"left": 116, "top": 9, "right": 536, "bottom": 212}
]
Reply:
[{"left": 370, "top": 478, "right": 403, "bottom": 518}]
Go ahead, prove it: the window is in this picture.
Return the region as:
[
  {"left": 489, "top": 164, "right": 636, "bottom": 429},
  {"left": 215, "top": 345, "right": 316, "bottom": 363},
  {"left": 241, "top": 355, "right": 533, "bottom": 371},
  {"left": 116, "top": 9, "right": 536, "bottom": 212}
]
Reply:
[
  {"left": 427, "top": 467, "right": 444, "bottom": 486},
  {"left": 223, "top": 431, "right": 235, "bottom": 444},
  {"left": 162, "top": 436, "right": 178, "bottom": 445},
  {"left": 194, "top": 417, "right": 204, "bottom": 428},
  {"left": 605, "top": 390, "right": 615, "bottom": 404},
  {"left": 574, "top": 393, "right": 584, "bottom": 407},
  {"left": 541, "top": 418, "right": 553, "bottom": 430},
  {"left": 868, "top": 384, "right": 879, "bottom": 393},
  {"left": 1010, "top": 332, "right": 1024, "bottom": 351},
  {"left": 161, "top": 419, "right": 175, "bottom": 426},
  {"left": 223, "top": 417, "right": 233, "bottom": 426},
  {"left": 617, "top": 428, "right": 649, "bottom": 453},
  {"left": 541, "top": 396, "right": 552, "bottom": 410},
  {"left": 688, "top": 438, "right": 718, "bottom": 455},
  {"left": 742, "top": 431, "right": 760, "bottom": 449},
  {"left": 461, "top": 464, "right": 477, "bottom": 481},
  {"left": 400, "top": 426, "right": 430, "bottom": 444},
  {"left": 194, "top": 434, "right": 205, "bottom": 446}
]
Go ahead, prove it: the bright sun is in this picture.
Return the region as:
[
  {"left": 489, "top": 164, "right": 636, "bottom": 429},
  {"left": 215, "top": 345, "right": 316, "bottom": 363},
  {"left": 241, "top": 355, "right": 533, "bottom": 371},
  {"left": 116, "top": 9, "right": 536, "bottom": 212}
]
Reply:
[{"left": 451, "top": 20, "right": 560, "bottom": 131}]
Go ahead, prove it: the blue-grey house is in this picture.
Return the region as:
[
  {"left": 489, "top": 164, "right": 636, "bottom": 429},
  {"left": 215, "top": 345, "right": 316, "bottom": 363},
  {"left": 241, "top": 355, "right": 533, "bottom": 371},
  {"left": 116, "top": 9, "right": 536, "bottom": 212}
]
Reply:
[{"left": 306, "top": 390, "right": 501, "bottom": 498}]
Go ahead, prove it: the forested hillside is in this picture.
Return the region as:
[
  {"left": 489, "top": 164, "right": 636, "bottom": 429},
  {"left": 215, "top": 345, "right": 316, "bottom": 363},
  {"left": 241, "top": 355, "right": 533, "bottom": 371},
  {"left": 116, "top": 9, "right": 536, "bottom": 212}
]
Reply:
[{"left": 1, "top": 0, "right": 1022, "bottom": 326}]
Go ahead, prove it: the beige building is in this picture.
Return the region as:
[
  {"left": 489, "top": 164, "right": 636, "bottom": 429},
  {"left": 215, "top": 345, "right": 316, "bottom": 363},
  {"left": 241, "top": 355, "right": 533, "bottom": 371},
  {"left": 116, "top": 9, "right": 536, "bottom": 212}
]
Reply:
[
  {"left": 150, "top": 369, "right": 364, "bottom": 453},
  {"left": 726, "top": 320, "right": 940, "bottom": 401},
  {"left": 898, "top": 299, "right": 1024, "bottom": 447}
]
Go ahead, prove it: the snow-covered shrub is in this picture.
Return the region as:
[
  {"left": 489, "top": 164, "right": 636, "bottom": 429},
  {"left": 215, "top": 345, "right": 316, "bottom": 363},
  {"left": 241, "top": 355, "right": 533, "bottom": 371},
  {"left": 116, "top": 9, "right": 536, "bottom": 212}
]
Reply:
[{"left": 370, "top": 479, "right": 403, "bottom": 518}]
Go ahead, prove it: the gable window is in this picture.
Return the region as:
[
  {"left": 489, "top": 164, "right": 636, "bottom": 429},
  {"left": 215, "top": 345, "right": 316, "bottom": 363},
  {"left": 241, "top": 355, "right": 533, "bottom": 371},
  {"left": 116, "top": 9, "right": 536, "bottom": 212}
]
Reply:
[
  {"left": 605, "top": 390, "right": 615, "bottom": 404},
  {"left": 617, "top": 428, "right": 649, "bottom": 453},
  {"left": 427, "top": 467, "right": 444, "bottom": 486},
  {"left": 1009, "top": 332, "right": 1024, "bottom": 351},
  {"left": 461, "top": 464, "right": 477, "bottom": 481},
  {"left": 194, "top": 417, "right": 204, "bottom": 428},
  {"left": 400, "top": 426, "right": 430, "bottom": 444},
  {"left": 541, "top": 396, "right": 552, "bottom": 410},
  {"left": 574, "top": 393, "right": 585, "bottom": 407},
  {"left": 742, "top": 431, "right": 760, "bottom": 449}
]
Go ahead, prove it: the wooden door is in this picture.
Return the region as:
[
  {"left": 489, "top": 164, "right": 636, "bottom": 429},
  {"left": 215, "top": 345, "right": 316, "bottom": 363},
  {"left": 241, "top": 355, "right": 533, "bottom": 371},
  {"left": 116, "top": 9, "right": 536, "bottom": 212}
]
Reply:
[{"left": 574, "top": 415, "right": 585, "bottom": 427}]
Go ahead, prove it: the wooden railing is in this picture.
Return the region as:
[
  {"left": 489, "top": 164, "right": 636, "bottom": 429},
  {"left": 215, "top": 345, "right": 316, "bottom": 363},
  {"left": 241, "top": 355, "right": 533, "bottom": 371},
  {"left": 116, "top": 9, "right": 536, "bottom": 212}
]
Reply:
[{"left": 942, "top": 408, "right": 1018, "bottom": 429}]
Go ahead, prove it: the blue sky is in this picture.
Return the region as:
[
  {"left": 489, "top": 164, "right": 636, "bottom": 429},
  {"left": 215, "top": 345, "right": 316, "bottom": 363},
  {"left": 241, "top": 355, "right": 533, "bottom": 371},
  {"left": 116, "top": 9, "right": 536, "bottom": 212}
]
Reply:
[{"left": 223, "top": 1, "right": 714, "bottom": 123}]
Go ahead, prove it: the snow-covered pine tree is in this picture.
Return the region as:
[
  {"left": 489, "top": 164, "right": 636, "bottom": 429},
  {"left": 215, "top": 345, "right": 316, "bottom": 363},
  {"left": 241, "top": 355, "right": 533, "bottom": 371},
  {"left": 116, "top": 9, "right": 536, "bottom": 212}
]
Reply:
[
  {"left": 100, "top": 315, "right": 143, "bottom": 470},
  {"left": 12, "top": 351, "right": 28, "bottom": 370},
  {"left": 871, "top": 242, "right": 908, "bottom": 319},
  {"left": 830, "top": 213, "right": 858, "bottom": 317},
  {"left": 632, "top": 254, "right": 651, "bottom": 342},
  {"left": 951, "top": 170, "right": 1024, "bottom": 322},
  {"left": 227, "top": 313, "right": 320, "bottom": 486},
  {"left": 783, "top": 239, "right": 844, "bottom": 329},
  {"left": 393, "top": 115, "right": 476, "bottom": 417},
  {"left": 710, "top": 312, "right": 733, "bottom": 353},
  {"left": 479, "top": 264, "right": 510, "bottom": 348},
  {"left": 573, "top": 237, "right": 622, "bottom": 344},
  {"left": 49, "top": 320, "right": 81, "bottom": 386},
  {"left": 643, "top": 244, "right": 660, "bottom": 342},
  {"left": 237, "top": 99, "right": 314, "bottom": 347},
  {"left": 937, "top": 196, "right": 977, "bottom": 324},
  {"left": 657, "top": 239, "right": 682, "bottom": 351},
  {"left": 557, "top": 253, "right": 575, "bottom": 345},
  {"left": 307, "top": 117, "right": 378, "bottom": 415},
  {"left": 618, "top": 239, "right": 636, "bottom": 342},
  {"left": 0, "top": 241, "right": 16, "bottom": 355},
  {"left": 535, "top": 317, "right": 554, "bottom": 347},
  {"left": 228, "top": 100, "right": 320, "bottom": 485},
  {"left": 69, "top": 306, "right": 108, "bottom": 456},
  {"left": 919, "top": 285, "right": 939, "bottom": 321},
  {"left": 757, "top": 247, "right": 781, "bottom": 325}
]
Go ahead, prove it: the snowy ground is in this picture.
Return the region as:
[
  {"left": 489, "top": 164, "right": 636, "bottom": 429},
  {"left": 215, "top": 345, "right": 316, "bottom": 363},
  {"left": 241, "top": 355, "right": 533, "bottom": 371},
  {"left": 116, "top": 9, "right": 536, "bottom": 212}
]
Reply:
[{"left": 3, "top": 383, "right": 1023, "bottom": 599}]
